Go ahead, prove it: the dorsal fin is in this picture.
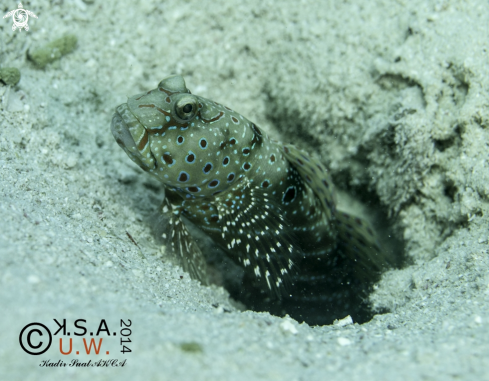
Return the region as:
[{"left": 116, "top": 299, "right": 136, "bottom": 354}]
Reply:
[
  {"left": 281, "top": 144, "right": 336, "bottom": 221},
  {"left": 281, "top": 143, "right": 390, "bottom": 281},
  {"left": 335, "top": 210, "right": 389, "bottom": 281}
]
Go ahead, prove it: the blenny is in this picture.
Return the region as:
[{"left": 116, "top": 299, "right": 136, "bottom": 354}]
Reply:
[{"left": 111, "top": 75, "right": 390, "bottom": 324}]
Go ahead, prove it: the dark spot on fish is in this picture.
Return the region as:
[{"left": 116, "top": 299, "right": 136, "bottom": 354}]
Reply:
[
  {"left": 250, "top": 126, "right": 262, "bottom": 146},
  {"left": 283, "top": 146, "right": 289, "bottom": 154},
  {"left": 209, "top": 180, "right": 219, "bottom": 188},
  {"left": 262, "top": 180, "right": 270, "bottom": 188},
  {"left": 297, "top": 158, "right": 304, "bottom": 166},
  {"left": 305, "top": 175, "right": 312, "bottom": 182},
  {"left": 199, "top": 138, "right": 208, "bottom": 149},
  {"left": 178, "top": 172, "right": 189, "bottom": 182},
  {"left": 322, "top": 179, "right": 329, "bottom": 188},
  {"left": 283, "top": 186, "right": 296, "bottom": 203},
  {"left": 163, "top": 153, "right": 173, "bottom": 165},
  {"left": 188, "top": 186, "right": 200, "bottom": 193},
  {"left": 230, "top": 138, "right": 237, "bottom": 145},
  {"left": 231, "top": 116, "right": 239, "bottom": 123},
  {"left": 177, "top": 136, "right": 184, "bottom": 144},
  {"left": 210, "top": 214, "right": 219, "bottom": 222},
  {"left": 166, "top": 97, "right": 171, "bottom": 103},
  {"left": 203, "top": 163, "right": 212, "bottom": 173},
  {"left": 186, "top": 153, "right": 195, "bottom": 163},
  {"left": 242, "top": 147, "right": 251, "bottom": 155},
  {"left": 220, "top": 141, "right": 228, "bottom": 150},
  {"left": 243, "top": 162, "right": 251, "bottom": 171},
  {"left": 227, "top": 173, "right": 235, "bottom": 182},
  {"left": 223, "top": 157, "right": 230, "bottom": 166},
  {"left": 270, "top": 154, "right": 276, "bottom": 163},
  {"left": 355, "top": 217, "right": 363, "bottom": 226},
  {"left": 251, "top": 123, "right": 262, "bottom": 137}
]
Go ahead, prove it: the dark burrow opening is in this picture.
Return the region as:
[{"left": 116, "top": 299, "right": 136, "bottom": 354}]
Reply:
[{"left": 177, "top": 193, "right": 405, "bottom": 326}]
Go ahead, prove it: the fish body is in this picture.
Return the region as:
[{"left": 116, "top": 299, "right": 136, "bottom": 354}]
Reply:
[{"left": 111, "top": 75, "right": 389, "bottom": 324}]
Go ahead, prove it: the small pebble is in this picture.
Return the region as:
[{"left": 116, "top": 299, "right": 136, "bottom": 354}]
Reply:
[{"left": 337, "top": 337, "right": 352, "bottom": 346}]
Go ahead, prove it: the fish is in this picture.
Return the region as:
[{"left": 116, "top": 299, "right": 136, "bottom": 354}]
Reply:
[{"left": 111, "top": 75, "right": 391, "bottom": 324}]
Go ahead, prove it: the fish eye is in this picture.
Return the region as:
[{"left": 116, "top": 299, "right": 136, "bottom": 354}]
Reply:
[{"left": 174, "top": 95, "right": 198, "bottom": 122}]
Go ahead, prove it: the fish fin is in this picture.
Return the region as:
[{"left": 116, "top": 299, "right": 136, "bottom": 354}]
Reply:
[
  {"left": 214, "top": 183, "right": 302, "bottom": 299},
  {"left": 335, "top": 210, "right": 389, "bottom": 281},
  {"left": 281, "top": 144, "right": 336, "bottom": 221},
  {"left": 282, "top": 144, "right": 390, "bottom": 280},
  {"left": 157, "top": 198, "right": 209, "bottom": 285}
]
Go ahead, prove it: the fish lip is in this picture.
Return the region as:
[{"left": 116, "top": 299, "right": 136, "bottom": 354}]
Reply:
[
  {"left": 111, "top": 110, "right": 137, "bottom": 149},
  {"left": 111, "top": 105, "right": 156, "bottom": 171}
]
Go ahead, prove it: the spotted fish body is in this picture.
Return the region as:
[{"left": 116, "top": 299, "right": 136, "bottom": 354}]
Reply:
[{"left": 111, "top": 75, "right": 389, "bottom": 324}]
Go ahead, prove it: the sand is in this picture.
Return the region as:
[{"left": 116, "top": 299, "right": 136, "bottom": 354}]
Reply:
[{"left": 1, "top": 0, "right": 488, "bottom": 379}]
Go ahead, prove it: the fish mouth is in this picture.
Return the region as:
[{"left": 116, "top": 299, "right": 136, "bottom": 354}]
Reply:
[
  {"left": 111, "top": 104, "right": 155, "bottom": 170},
  {"left": 111, "top": 110, "right": 137, "bottom": 151}
]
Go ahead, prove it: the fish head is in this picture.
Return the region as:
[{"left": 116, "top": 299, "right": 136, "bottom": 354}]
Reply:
[{"left": 111, "top": 75, "right": 261, "bottom": 198}]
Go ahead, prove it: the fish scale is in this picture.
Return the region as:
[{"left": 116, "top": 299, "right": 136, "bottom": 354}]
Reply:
[{"left": 111, "top": 75, "right": 392, "bottom": 324}]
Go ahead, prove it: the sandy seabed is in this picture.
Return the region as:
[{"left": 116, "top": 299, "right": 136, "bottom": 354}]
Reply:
[{"left": 1, "top": 0, "right": 488, "bottom": 380}]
